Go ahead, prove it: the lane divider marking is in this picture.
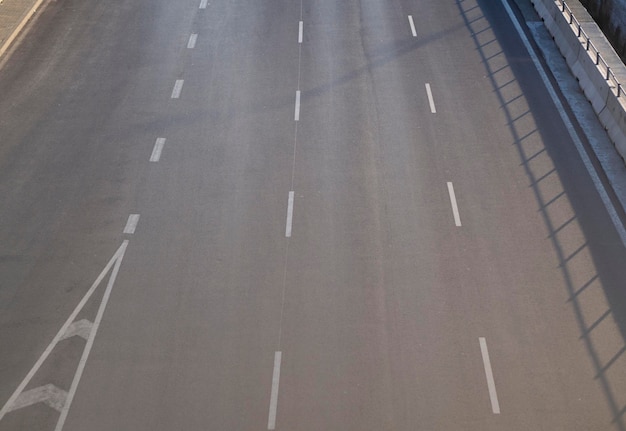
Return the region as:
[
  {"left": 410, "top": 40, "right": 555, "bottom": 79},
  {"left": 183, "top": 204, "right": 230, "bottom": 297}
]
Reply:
[
  {"left": 124, "top": 214, "right": 140, "bottom": 234},
  {"left": 285, "top": 192, "right": 294, "bottom": 238},
  {"left": 479, "top": 337, "right": 501, "bottom": 414},
  {"left": 0, "top": 241, "right": 129, "bottom": 427},
  {"left": 425, "top": 83, "right": 437, "bottom": 113},
  {"left": 199, "top": 0, "right": 208, "bottom": 9},
  {"left": 408, "top": 15, "right": 417, "bottom": 37},
  {"left": 150, "top": 138, "right": 166, "bottom": 162},
  {"left": 447, "top": 182, "right": 462, "bottom": 227},
  {"left": 499, "top": 0, "right": 626, "bottom": 246},
  {"left": 294, "top": 91, "right": 301, "bottom": 121},
  {"left": 171, "top": 79, "right": 184, "bottom": 99},
  {"left": 0, "top": 0, "right": 48, "bottom": 61},
  {"left": 267, "top": 351, "right": 282, "bottom": 430},
  {"left": 187, "top": 34, "right": 198, "bottom": 49},
  {"left": 298, "top": 21, "right": 303, "bottom": 43},
  {"left": 55, "top": 242, "right": 129, "bottom": 431}
]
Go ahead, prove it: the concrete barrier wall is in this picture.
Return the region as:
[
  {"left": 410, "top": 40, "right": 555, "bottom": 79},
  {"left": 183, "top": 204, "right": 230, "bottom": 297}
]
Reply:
[
  {"left": 529, "top": 0, "right": 626, "bottom": 162},
  {"left": 531, "top": 0, "right": 557, "bottom": 27},
  {"left": 551, "top": 11, "right": 581, "bottom": 67},
  {"left": 601, "top": 91, "right": 626, "bottom": 157},
  {"left": 571, "top": 43, "right": 610, "bottom": 113}
]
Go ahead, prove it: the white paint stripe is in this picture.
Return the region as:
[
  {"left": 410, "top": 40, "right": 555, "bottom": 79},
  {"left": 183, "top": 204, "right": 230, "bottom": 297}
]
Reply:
[
  {"left": 447, "top": 182, "right": 462, "bottom": 227},
  {"left": 150, "top": 138, "right": 166, "bottom": 162},
  {"left": 60, "top": 319, "right": 92, "bottom": 341},
  {"left": 267, "top": 351, "right": 282, "bottom": 430},
  {"left": 124, "top": 214, "right": 140, "bottom": 234},
  {"left": 0, "top": 242, "right": 127, "bottom": 421},
  {"left": 294, "top": 91, "right": 301, "bottom": 121},
  {"left": 199, "top": 0, "right": 208, "bottom": 9},
  {"left": 0, "top": 0, "right": 47, "bottom": 61},
  {"left": 499, "top": 0, "right": 626, "bottom": 246},
  {"left": 55, "top": 241, "right": 129, "bottom": 431},
  {"left": 10, "top": 384, "right": 67, "bottom": 413},
  {"left": 285, "top": 191, "right": 294, "bottom": 237},
  {"left": 187, "top": 33, "right": 198, "bottom": 49},
  {"left": 479, "top": 337, "right": 501, "bottom": 414},
  {"left": 408, "top": 15, "right": 417, "bottom": 37},
  {"left": 425, "top": 83, "right": 436, "bottom": 113},
  {"left": 171, "top": 79, "right": 184, "bottom": 99},
  {"left": 298, "top": 21, "right": 303, "bottom": 43}
]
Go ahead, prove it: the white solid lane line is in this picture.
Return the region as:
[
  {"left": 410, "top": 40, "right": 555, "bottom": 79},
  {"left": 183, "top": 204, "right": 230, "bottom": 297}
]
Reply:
[
  {"left": 425, "top": 83, "right": 436, "bottom": 113},
  {"left": 171, "top": 79, "right": 184, "bottom": 99},
  {"left": 0, "top": 242, "right": 128, "bottom": 422},
  {"left": 285, "top": 192, "right": 294, "bottom": 238},
  {"left": 499, "top": 0, "right": 626, "bottom": 247},
  {"left": 150, "top": 138, "right": 166, "bottom": 162},
  {"left": 408, "top": 15, "right": 417, "bottom": 37},
  {"left": 199, "top": 0, "right": 208, "bottom": 9},
  {"left": 55, "top": 241, "right": 129, "bottom": 431},
  {"left": 294, "top": 91, "right": 301, "bottom": 121},
  {"left": 124, "top": 214, "right": 140, "bottom": 234},
  {"left": 298, "top": 21, "right": 303, "bottom": 44},
  {"left": 187, "top": 33, "right": 198, "bottom": 49},
  {"left": 479, "top": 337, "right": 501, "bottom": 414},
  {"left": 447, "top": 182, "right": 462, "bottom": 227},
  {"left": 267, "top": 351, "right": 282, "bottom": 430}
]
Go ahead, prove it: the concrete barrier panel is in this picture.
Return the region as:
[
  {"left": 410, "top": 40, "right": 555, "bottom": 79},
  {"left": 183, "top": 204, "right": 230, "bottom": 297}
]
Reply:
[
  {"left": 530, "top": 0, "right": 559, "bottom": 28},
  {"left": 552, "top": 13, "right": 582, "bottom": 67},
  {"left": 571, "top": 49, "right": 611, "bottom": 113},
  {"left": 600, "top": 93, "right": 626, "bottom": 160},
  {"left": 530, "top": 0, "right": 626, "bottom": 165}
]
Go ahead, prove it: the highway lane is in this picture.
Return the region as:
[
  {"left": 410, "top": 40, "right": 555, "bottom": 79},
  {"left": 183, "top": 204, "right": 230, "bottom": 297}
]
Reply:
[
  {"left": 2, "top": 0, "right": 626, "bottom": 429},
  {"left": 281, "top": 0, "right": 626, "bottom": 429},
  {"left": 52, "top": 0, "right": 302, "bottom": 429}
]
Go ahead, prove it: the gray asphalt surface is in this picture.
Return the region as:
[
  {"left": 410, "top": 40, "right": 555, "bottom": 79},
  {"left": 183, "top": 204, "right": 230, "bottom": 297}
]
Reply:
[{"left": 2, "top": 0, "right": 626, "bottom": 429}]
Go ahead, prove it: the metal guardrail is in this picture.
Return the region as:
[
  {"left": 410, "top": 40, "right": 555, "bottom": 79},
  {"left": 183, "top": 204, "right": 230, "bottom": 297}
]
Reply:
[{"left": 555, "top": 0, "right": 623, "bottom": 97}]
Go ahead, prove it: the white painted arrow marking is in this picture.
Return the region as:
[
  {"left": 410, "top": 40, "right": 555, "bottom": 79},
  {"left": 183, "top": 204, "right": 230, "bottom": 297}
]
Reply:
[
  {"left": 0, "top": 241, "right": 129, "bottom": 425},
  {"left": 9, "top": 384, "right": 68, "bottom": 413}
]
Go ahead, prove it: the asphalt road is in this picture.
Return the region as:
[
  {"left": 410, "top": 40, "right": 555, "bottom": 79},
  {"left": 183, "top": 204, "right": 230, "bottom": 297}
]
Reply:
[{"left": 2, "top": 0, "right": 626, "bottom": 429}]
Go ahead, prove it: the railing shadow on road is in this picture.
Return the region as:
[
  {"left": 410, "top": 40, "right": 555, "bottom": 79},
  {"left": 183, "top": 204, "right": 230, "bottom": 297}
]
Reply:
[
  {"left": 457, "top": 0, "right": 626, "bottom": 428},
  {"left": 302, "top": 23, "right": 466, "bottom": 101},
  {"left": 243, "top": 21, "right": 466, "bottom": 114}
]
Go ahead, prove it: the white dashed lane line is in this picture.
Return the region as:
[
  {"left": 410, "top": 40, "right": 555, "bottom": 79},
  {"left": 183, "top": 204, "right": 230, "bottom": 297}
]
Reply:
[
  {"left": 479, "top": 337, "right": 501, "bottom": 414},
  {"left": 408, "top": 15, "right": 417, "bottom": 37},
  {"left": 123, "top": 214, "right": 140, "bottom": 234},
  {"left": 199, "top": 0, "right": 208, "bottom": 9},
  {"left": 425, "top": 83, "right": 436, "bottom": 113},
  {"left": 294, "top": 91, "right": 301, "bottom": 121},
  {"left": 187, "top": 34, "right": 198, "bottom": 49},
  {"left": 298, "top": 21, "right": 303, "bottom": 43},
  {"left": 447, "top": 182, "right": 462, "bottom": 227},
  {"left": 171, "top": 80, "right": 184, "bottom": 99},
  {"left": 285, "top": 192, "right": 294, "bottom": 237},
  {"left": 150, "top": 138, "right": 166, "bottom": 162},
  {"left": 267, "top": 351, "right": 282, "bottom": 430}
]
